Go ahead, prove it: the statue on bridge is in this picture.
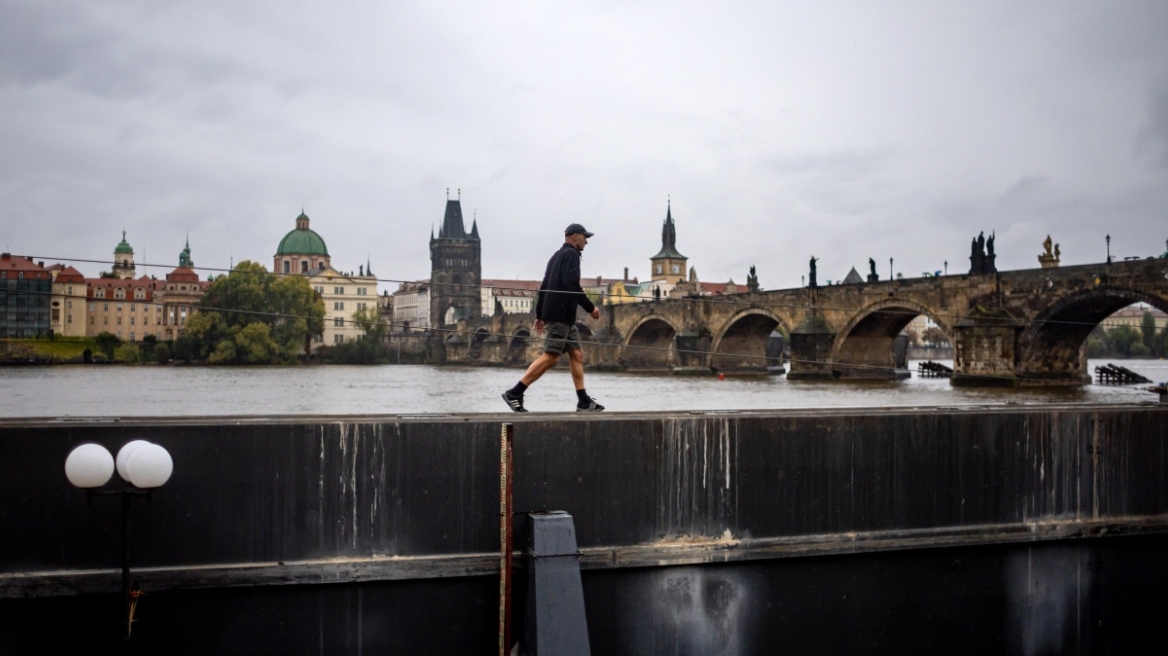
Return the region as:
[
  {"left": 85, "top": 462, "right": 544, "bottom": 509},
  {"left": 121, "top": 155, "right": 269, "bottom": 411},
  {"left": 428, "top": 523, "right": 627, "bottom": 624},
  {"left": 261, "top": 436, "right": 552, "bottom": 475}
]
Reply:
[
  {"left": 867, "top": 258, "right": 879, "bottom": 283},
  {"left": 1038, "top": 235, "right": 1061, "bottom": 269},
  {"left": 969, "top": 231, "right": 998, "bottom": 275},
  {"left": 808, "top": 256, "right": 818, "bottom": 288},
  {"left": 747, "top": 265, "right": 760, "bottom": 292}
]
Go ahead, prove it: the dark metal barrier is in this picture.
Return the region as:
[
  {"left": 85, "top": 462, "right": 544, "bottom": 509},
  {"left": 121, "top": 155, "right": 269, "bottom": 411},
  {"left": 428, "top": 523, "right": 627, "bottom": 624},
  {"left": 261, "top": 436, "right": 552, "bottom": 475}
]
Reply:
[{"left": 1, "top": 404, "right": 1166, "bottom": 654}]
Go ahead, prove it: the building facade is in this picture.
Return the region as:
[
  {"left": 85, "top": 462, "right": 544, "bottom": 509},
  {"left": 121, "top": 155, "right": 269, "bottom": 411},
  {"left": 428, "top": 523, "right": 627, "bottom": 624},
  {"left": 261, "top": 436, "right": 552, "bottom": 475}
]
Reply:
[
  {"left": 308, "top": 264, "right": 378, "bottom": 346},
  {"left": 429, "top": 198, "right": 481, "bottom": 327},
  {"left": 0, "top": 254, "right": 52, "bottom": 338},
  {"left": 480, "top": 279, "right": 541, "bottom": 316},
  {"left": 85, "top": 277, "right": 159, "bottom": 342},
  {"left": 48, "top": 265, "right": 87, "bottom": 337},
  {"left": 392, "top": 281, "right": 430, "bottom": 331}
]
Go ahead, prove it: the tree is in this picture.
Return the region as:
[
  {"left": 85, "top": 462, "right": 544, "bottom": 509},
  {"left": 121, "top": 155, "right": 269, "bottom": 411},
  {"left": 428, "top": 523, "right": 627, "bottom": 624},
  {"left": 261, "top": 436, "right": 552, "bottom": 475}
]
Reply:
[
  {"left": 191, "top": 260, "right": 325, "bottom": 364},
  {"left": 320, "top": 307, "right": 390, "bottom": 364},
  {"left": 922, "top": 326, "right": 949, "bottom": 347},
  {"left": 1141, "top": 312, "right": 1157, "bottom": 350},
  {"left": 1109, "top": 325, "right": 1141, "bottom": 357},
  {"left": 94, "top": 332, "right": 120, "bottom": 358},
  {"left": 114, "top": 343, "right": 141, "bottom": 363}
]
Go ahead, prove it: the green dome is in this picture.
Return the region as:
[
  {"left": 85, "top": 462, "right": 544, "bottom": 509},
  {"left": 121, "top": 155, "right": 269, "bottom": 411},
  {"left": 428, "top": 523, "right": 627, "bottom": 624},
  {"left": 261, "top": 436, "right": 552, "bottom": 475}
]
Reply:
[
  {"left": 114, "top": 231, "right": 134, "bottom": 254},
  {"left": 276, "top": 212, "right": 329, "bottom": 256}
]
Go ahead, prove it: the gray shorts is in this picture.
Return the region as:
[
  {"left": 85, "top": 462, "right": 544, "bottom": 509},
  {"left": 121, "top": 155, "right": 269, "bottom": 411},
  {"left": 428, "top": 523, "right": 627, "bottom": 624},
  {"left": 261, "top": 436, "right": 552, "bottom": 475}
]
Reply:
[{"left": 543, "top": 321, "right": 582, "bottom": 355}]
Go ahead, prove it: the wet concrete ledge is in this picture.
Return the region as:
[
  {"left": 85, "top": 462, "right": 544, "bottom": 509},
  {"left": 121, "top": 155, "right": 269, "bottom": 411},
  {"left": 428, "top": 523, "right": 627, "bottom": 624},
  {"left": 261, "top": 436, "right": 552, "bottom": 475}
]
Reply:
[{"left": 2, "top": 404, "right": 1166, "bottom": 598}]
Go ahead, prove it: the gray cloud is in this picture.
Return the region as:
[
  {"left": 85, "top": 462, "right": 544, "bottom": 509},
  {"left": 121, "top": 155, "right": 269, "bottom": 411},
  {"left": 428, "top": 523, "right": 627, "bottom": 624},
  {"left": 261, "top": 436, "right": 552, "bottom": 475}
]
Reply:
[{"left": 1, "top": 0, "right": 1166, "bottom": 289}]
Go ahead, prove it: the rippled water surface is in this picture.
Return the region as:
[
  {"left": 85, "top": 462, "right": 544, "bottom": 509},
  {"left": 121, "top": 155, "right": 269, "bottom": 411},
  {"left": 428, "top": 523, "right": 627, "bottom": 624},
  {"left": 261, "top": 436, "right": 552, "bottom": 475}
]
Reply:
[{"left": 1, "top": 359, "right": 1165, "bottom": 418}]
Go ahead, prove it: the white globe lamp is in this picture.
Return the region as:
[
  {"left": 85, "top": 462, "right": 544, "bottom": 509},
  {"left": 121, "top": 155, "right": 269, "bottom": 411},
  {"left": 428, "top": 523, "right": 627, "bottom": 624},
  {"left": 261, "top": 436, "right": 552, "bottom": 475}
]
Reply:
[
  {"left": 125, "top": 443, "right": 173, "bottom": 489},
  {"left": 65, "top": 443, "right": 115, "bottom": 489},
  {"left": 115, "top": 440, "right": 152, "bottom": 482}
]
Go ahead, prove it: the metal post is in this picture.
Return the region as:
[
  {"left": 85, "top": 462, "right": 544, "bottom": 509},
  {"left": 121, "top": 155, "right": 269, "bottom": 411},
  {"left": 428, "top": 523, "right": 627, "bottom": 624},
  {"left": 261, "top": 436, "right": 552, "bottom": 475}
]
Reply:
[
  {"left": 121, "top": 491, "right": 132, "bottom": 640},
  {"left": 499, "top": 423, "right": 515, "bottom": 656}
]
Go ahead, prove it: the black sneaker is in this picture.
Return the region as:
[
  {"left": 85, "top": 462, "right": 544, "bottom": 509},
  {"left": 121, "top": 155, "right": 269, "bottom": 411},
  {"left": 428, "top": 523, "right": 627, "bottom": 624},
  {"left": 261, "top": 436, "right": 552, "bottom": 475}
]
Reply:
[
  {"left": 576, "top": 397, "right": 605, "bottom": 412},
  {"left": 501, "top": 391, "right": 527, "bottom": 412}
]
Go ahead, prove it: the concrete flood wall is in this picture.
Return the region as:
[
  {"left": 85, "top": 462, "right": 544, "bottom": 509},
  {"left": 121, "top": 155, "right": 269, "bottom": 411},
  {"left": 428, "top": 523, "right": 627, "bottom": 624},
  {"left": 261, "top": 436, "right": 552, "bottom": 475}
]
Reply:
[{"left": 1, "top": 406, "right": 1166, "bottom": 654}]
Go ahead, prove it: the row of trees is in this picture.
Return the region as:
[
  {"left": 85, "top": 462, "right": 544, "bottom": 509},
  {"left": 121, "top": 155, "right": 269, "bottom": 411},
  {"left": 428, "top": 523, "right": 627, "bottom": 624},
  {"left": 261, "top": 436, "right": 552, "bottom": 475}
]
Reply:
[{"left": 1087, "top": 312, "right": 1168, "bottom": 358}]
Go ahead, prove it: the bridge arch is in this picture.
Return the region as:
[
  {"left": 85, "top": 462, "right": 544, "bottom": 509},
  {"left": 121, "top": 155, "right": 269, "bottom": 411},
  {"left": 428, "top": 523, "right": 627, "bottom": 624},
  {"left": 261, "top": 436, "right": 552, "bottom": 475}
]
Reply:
[
  {"left": 623, "top": 315, "right": 680, "bottom": 369},
  {"left": 1017, "top": 286, "right": 1168, "bottom": 380},
  {"left": 507, "top": 327, "right": 531, "bottom": 365},
  {"left": 710, "top": 308, "right": 791, "bottom": 372},
  {"left": 468, "top": 326, "right": 490, "bottom": 360},
  {"left": 831, "top": 299, "right": 951, "bottom": 376}
]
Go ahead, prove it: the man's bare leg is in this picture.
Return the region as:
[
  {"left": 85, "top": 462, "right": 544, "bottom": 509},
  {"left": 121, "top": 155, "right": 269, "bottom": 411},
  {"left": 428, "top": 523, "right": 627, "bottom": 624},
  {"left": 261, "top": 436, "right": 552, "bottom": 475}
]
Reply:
[
  {"left": 567, "top": 348, "right": 585, "bottom": 390},
  {"left": 520, "top": 352, "right": 560, "bottom": 386}
]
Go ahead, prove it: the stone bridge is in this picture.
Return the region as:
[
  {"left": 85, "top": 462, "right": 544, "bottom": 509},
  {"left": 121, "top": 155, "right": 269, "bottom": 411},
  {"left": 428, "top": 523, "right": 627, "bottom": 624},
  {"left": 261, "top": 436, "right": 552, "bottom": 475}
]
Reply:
[{"left": 447, "top": 258, "right": 1168, "bottom": 386}]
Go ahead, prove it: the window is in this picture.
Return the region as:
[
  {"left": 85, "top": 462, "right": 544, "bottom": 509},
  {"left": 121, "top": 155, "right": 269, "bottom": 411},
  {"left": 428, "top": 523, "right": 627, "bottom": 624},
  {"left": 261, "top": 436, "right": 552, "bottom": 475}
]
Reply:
[
  {"left": 135, "top": 288, "right": 145, "bottom": 299},
  {"left": 334, "top": 301, "right": 344, "bottom": 310},
  {"left": 672, "top": 264, "right": 680, "bottom": 274},
  {"left": 300, "top": 261, "right": 308, "bottom": 273},
  {"left": 334, "top": 334, "right": 344, "bottom": 343},
  {"left": 130, "top": 303, "right": 135, "bottom": 312},
  {"left": 130, "top": 317, "right": 135, "bottom": 326},
  {"left": 655, "top": 264, "right": 662, "bottom": 274},
  {"left": 89, "top": 303, "right": 94, "bottom": 311},
  {"left": 358, "top": 287, "right": 367, "bottom": 296},
  {"left": 117, "top": 304, "right": 123, "bottom": 312},
  {"left": 67, "top": 315, "right": 72, "bottom": 324},
  {"left": 130, "top": 332, "right": 135, "bottom": 341},
  {"left": 357, "top": 302, "right": 366, "bottom": 310},
  {"left": 67, "top": 301, "right": 72, "bottom": 309},
  {"left": 117, "top": 317, "right": 122, "bottom": 325},
  {"left": 334, "top": 317, "right": 344, "bottom": 327},
  {"left": 67, "top": 286, "right": 73, "bottom": 295},
  {"left": 335, "top": 287, "right": 344, "bottom": 295},
  {"left": 114, "top": 288, "right": 125, "bottom": 299},
  {"left": 104, "top": 303, "right": 108, "bottom": 311},
  {"left": 96, "top": 288, "right": 105, "bottom": 299},
  {"left": 283, "top": 261, "right": 290, "bottom": 274}
]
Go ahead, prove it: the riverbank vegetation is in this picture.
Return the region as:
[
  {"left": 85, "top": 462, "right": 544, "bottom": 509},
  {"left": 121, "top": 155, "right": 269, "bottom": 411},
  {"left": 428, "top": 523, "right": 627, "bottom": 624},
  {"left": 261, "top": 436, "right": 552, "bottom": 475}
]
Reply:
[{"left": 1087, "top": 312, "right": 1168, "bottom": 358}]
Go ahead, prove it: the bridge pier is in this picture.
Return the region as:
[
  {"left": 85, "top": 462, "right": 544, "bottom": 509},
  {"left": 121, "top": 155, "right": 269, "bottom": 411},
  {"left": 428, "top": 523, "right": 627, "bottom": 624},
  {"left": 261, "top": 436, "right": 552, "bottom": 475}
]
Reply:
[
  {"left": 786, "top": 313, "right": 836, "bottom": 380},
  {"left": 950, "top": 317, "right": 1091, "bottom": 387}
]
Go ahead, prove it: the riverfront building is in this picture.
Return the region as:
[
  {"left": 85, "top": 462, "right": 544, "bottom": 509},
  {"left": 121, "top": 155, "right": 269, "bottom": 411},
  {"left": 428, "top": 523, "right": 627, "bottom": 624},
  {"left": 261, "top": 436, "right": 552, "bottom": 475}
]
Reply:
[
  {"left": 0, "top": 254, "right": 52, "bottom": 338},
  {"left": 480, "top": 279, "right": 541, "bottom": 316},
  {"left": 48, "top": 265, "right": 87, "bottom": 337},
  {"left": 392, "top": 281, "right": 430, "bottom": 331},
  {"left": 308, "top": 264, "right": 378, "bottom": 346}
]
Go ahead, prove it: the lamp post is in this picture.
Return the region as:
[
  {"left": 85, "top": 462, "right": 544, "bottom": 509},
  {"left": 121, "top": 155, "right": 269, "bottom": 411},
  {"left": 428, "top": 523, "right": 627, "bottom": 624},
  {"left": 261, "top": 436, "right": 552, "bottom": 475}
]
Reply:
[
  {"left": 889, "top": 258, "right": 894, "bottom": 280},
  {"left": 1106, "top": 234, "right": 1111, "bottom": 264},
  {"left": 65, "top": 440, "right": 173, "bottom": 640},
  {"left": 944, "top": 261, "right": 948, "bottom": 276}
]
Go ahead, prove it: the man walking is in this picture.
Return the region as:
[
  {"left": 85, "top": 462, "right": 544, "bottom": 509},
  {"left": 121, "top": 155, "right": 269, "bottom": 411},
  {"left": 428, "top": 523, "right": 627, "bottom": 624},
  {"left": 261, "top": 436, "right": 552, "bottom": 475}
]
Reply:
[{"left": 502, "top": 224, "right": 604, "bottom": 412}]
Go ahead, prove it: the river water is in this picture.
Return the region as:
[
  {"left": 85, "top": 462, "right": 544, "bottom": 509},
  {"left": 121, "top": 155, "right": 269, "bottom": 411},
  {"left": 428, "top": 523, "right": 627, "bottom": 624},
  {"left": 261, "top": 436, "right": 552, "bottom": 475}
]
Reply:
[{"left": 1, "top": 359, "right": 1165, "bottom": 419}]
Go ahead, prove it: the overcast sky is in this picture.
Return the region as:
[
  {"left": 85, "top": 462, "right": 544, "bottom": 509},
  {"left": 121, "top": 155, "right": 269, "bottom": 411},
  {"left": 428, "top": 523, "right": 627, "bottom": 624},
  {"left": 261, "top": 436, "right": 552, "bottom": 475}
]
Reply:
[{"left": 2, "top": 1, "right": 1167, "bottom": 288}]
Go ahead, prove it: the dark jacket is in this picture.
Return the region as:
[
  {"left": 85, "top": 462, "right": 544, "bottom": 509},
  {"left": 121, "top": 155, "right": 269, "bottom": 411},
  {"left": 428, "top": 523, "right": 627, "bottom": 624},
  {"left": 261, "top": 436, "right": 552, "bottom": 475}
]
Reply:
[{"left": 535, "top": 243, "right": 596, "bottom": 325}]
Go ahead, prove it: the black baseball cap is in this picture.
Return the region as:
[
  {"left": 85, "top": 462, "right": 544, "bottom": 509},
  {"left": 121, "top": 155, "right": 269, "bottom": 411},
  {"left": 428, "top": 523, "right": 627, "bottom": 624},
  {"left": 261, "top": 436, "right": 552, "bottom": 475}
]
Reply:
[{"left": 565, "top": 223, "right": 594, "bottom": 238}]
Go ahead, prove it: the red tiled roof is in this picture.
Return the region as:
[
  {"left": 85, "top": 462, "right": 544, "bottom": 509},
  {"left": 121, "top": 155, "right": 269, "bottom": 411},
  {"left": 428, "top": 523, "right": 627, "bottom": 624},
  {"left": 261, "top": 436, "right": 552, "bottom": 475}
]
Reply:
[
  {"left": 85, "top": 277, "right": 156, "bottom": 301},
  {"left": 0, "top": 254, "right": 50, "bottom": 278},
  {"left": 165, "top": 267, "right": 200, "bottom": 283},
  {"left": 53, "top": 266, "right": 86, "bottom": 284}
]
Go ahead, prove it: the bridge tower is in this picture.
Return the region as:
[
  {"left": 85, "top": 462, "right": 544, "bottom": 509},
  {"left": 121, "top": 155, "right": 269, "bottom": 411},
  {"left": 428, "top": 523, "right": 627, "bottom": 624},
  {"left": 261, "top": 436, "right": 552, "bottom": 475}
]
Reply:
[
  {"left": 650, "top": 202, "right": 687, "bottom": 284},
  {"left": 429, "top": 194, "right": 481, "bottom": 328}
]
